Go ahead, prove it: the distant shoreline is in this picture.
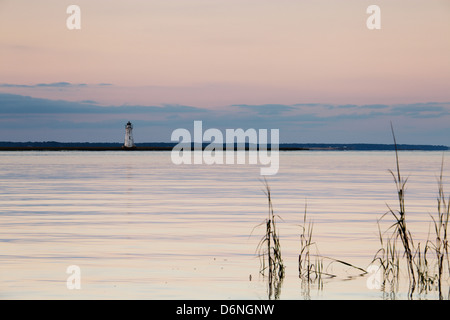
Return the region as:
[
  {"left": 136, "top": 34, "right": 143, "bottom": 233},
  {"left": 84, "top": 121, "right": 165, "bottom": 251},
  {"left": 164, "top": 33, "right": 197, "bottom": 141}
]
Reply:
[
  {"left": 0, "top": 142, "right": 448, "bottom": 152},
  {"left": 0, "top": 146, "right": 174, "bottom": 151}
]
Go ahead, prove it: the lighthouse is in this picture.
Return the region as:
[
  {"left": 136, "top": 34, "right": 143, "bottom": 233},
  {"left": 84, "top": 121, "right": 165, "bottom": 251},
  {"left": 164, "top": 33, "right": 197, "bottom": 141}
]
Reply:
[{"left": 123, "top": 121, "right": 136, "bottom": 149}]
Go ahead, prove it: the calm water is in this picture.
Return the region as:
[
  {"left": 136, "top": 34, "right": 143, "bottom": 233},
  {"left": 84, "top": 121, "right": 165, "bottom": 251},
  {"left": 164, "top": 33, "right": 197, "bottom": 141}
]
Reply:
[{"left": 0, "top": 151, "right": 449, "bottom": 299}]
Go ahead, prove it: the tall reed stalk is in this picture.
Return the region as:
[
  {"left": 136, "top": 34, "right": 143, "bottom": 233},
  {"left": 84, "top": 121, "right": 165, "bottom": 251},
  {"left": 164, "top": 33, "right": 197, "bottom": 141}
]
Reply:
[
  {"left": 376, "top": 125, "right": 416, "bottom": 297},
  {"left": 389, "top": 125, "right": 416, "bottom": 295},
  {"left": 373, "top": 221, "right": 400, "bottom": 293},
  {"left": 298, "top": 203, "right": 323, "bottom": 288},
  {"left": 256, "top": 179, "right": 285, "bottom": 299},
  {"left": 429, "top": 157, "right": 450, "bottom": 299},
  {"left": 375, "top": 125, "right": 450, "bottom": 299},
  {"left": 298, "top": 202, "right": 366, "bottom": 295}
]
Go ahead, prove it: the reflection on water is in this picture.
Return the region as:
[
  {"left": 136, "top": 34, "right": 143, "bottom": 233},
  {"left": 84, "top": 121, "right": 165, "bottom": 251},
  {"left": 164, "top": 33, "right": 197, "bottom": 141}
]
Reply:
[{"left": 0, "top": 151, "right": 449, "bottom": 299}]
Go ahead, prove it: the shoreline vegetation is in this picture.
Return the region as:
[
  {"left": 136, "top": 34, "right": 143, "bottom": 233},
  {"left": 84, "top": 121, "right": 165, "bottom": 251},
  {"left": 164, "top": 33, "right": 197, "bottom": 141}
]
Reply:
[
  {"left": 256, "top": 127, "right": 449, "bottom": 300},
  {"left": 0, "top": 141, "right": 448, "bottom": 151}
]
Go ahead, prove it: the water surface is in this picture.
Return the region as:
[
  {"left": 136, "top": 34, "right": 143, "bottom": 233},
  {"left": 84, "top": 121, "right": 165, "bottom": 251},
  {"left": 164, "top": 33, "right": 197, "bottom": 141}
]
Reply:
[{"left": 0, "top": 151, "right": 448, "bottom": 299}]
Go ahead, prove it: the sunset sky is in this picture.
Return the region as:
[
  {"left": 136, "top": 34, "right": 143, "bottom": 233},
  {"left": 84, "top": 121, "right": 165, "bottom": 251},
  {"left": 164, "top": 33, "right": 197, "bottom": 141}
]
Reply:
[{"left": 1, "top": 0, "right": 449, "bottom": 144}]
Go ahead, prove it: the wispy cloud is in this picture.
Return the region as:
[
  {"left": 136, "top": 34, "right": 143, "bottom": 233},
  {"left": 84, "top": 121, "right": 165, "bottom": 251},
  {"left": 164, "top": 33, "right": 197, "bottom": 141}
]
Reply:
[
  {"left": 232, "top": 104, "right": 295, "bottom": 115},
  {"left": 0, "top": 82, "right": 115, "bottom": 89},
  {"left": 79, "top": 100, "right": 99, "bottom": 104},
  {"left": 2, "top": 93, "right": 449, "bottom": 119},
  {"left": 390, "top": 103, "right": 450, "bottom": 118},
  {"left": 0, "top": 93, "right": 449, "bottom": 144},
  {"left": 0, "top": 93, "right": 206, "bottom": 114},
  {"left": 0, "top": 82, "right": 86, "bottom": 88},
  {"left": 361, "top": 104, "right": 390, "bottom": 110},
  {"left": 336, "top": 104, "right": 359, "bottom": 109}
]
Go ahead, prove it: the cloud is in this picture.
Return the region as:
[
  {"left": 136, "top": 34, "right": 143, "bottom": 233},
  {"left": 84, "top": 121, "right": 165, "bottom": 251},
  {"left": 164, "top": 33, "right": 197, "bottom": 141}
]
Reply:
[
  {"left": 292, "top": 103, "right": 325, "bottom": 107},
  {"left": 361, "top": 104, "right": 390, "bottom": 110},
  {"left": 0, "top": 93, "right": 450, "bottom": 144},
  {"left": 232, "top": 104, "right": 295, "bottom": 115},
  {"left": 390, "top": 103, "right": 450, "bottom": 118},
  {"left": 0, "top": 93, "right": 99, "bottom": 113},
  {"left": 80, "top": 100, "right": 99, "bottom": 104},
  {"left": 392, "top": 104, "right": 445, "bottom": 113},
  {"left": 36, "top": 82, "right": 86, "bottom": 88},
  {"left": 0, "top": 82, "right": 113, "bottom": 89},
  {"left": 156, "top": 104, "right": 207, "bottom": 113},
  {"left": 0, "top": 93, "right": 207, "bottom": 114},
  {"left": 3, "top": 94, "right": 448, "bottom": 121},
  {"left": 229, "top": 102, "right": 450, "bottom": 124},
  {"left": 336, "top": 104, "right": 359, "bottom": 109},
  {"left": 0, "top": 82, "right": 88, "bottom": 88}
]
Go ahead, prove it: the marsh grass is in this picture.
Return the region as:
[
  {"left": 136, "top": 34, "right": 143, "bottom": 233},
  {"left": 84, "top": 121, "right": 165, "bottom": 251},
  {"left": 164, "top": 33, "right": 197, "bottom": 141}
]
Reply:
[
  {"left": 256, "top": 133, "right": 449, "bottom": 299},
  {"left": 376, "top": 126, "right": 416, "bottom": 297},
  {"left": 256, "top": 181, "right": 367, "bottom": 299},
  {"left": 298, "top": 202, "right": 367, "bottom": 284},
  {"left": 374, "top": 126, "right": 419, "bottom": 297},
  {"left": 414, "top": 242, "right": 437, "bottom": 294},
  {"left": 428, "top": 158, "right": 450, "bottom": 299},
  {"left": 374, "top": 125, "right": 450, "bottom": 299},
  {"left": 373, "top": 222, "right": 400, "bottom": 292},
  {"left": 255, "top": 178, "right": 285, "bottom": 299},
  {"left": 298, "top": 203, "right": 324, "bottom": 290}
]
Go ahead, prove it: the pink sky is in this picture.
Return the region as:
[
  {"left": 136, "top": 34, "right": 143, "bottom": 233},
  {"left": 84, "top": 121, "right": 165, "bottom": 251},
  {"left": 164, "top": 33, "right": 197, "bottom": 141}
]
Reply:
[{"left": 1, "top": 0, "right": 449, "bottom": 108}]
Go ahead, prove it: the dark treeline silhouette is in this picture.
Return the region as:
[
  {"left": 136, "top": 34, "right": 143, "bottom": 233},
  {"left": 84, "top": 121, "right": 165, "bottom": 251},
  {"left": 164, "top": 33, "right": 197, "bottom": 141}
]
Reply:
[{"left": 0, "top": 141, "right": 447, "bottom": 151}]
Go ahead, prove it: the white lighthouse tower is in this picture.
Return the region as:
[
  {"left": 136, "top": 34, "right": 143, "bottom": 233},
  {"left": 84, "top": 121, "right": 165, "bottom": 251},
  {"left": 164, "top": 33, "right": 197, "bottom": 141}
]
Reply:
[{"left": 123, "top": 121, "right": 136, "bottom": 149}]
